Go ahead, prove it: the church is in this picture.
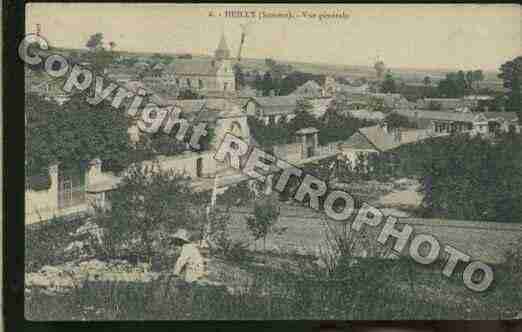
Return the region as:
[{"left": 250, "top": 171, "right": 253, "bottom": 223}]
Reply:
[{"left": 161, "top": 33, "right": 236, "bottom": 97}]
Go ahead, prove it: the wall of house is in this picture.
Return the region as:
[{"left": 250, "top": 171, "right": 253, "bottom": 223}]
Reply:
[
  {"left": 26, "top": 164, "right": 92, "bottom": 225},
  {"left": 213, "top": 115, "right": 251, "bottom": 149},
  {"left": 273, "top": 143, "right": 303, "bottom": 164},
  {"left": 141, "top": 151, "right": 217, "bottom": 179},
  {"left": 215, "top": 59, "right": 236, "bottom": 92},
  {"left": 25, "top": 165, "right": 59, "bottom": 225}
]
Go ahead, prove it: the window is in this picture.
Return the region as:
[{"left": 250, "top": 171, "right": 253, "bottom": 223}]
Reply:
[
  {"left": 224, "top": 82, "right": 228, "bottom": 91},
  {"left": 199, "top": 79, "right": 204, "bottom": 89},
  {"left": 175, "top": 78, "right": 180, "bottom": 86},
  {"left": 186, "top": 78, "right": 191, "bottom": 88}
]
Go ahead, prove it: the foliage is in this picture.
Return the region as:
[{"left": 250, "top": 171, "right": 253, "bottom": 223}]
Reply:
[
  {"left": 318, "top": 108, "right": 375, "bottom": 145},
  {"left": 437, "top": 69, "right": 483, "bottom": 98},
  {"left": 85, "top": 33, "right": 104, "bottom": 51},
  {"left": 84, "top": 33, "right": 116, "bottom": 74},
  {"left": 205, "top": 210, "right": 249, "bottom": 262},
  {"left": 357, "top": 133, "right": 522, "bottom": 223},
  {"left": 248, "top": 97, "right": 374, "bottom": 147},
  {"left": 427, "top": 100, "right": 442, "bottom": 110},
  {"left": 246, "top": 198, "right": 282, "bottom": 252},
  {"left": 177, "top": 89, "right": 203, "bottom": 100},
  {"left": 94, "top": 164, "right": 197, "bottom": 260},
  {"left": 247, "top": 117, "right": 292, "bottom": 147},
  {"left": 381, "top": 70, "right": 397, "bottom": 93},
  {"left": 384, "top": 113, "right": 418, "bottom": 129},
  {"left": 25, "top": 92, "right": 134, "bottom": 176},
  {"left": 499, "top": 56, "right": 522, "bottom": 122},
  {"left": 233, "top": 63, "right": 245, "bottom": 91},
  {"left": 278, "top": 71, "right": 324, "bottom": 96}
]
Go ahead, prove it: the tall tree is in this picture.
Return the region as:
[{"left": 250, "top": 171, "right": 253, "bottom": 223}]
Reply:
[
  {"left": 85, "top": 32, "right": 104, "bottom": 51},
  {"left": 499, "top": 57, "right": 522, "bottom": 121},
  {"left": 95, "top": 164, "right": 198, "bottom": 260},
  {"left": 233, "top": 63, "right": 245, "bottom": 91},
  {"left": 472, "top": 70, "right": 484, "bottom": 91},
  {"left": 262, "top": 71, "right": 273, "bottom": 96},
  {"left": 84, "top": 32, "right": 114, "bottom": 73},
  {"left": 381, "top": 70, "right": 397, "bottom": 93}
]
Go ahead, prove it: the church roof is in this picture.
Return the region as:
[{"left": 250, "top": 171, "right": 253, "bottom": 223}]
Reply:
[
  {"left": 217, "top": 34, "right": 229, "bottom": 54},
  {"left": 215, "top": 33, "right": 231, "bottom": 59}
]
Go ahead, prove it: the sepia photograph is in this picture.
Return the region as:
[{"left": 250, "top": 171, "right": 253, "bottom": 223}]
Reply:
[{"left": 21, "top": 3, "right": 522, "bottom": 321}]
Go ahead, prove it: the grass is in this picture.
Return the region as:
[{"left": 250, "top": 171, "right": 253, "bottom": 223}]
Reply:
[
  {"left": 25, "top": 254, "right": 521, "bottom": 320},
  {"left": 25, "top": 213, "right": 521, "bottom": 320}
]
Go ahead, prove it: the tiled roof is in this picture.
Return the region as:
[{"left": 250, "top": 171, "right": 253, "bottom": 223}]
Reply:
[
  {"left": 395, "top": 109, "right": 476, "bottom": 123},
  {"left": 250, "top": 95, "right": 300, "bottom": 115},
  {"left": 165, "top": 59, "right": 219, "bottom": 76},
  {"left": 358, "top": 125, "right": 403, "bottom": 152},
  {"left": 483, "top": 112, "right": 519, "bottom": 122},
  {"left": 396, "top": 109, "right": 519, "bottom": 124}
]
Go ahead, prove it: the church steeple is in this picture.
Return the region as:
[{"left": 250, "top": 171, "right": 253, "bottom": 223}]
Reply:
[{"left": 214, "top": 33, "right": 230, "bottom": 60}]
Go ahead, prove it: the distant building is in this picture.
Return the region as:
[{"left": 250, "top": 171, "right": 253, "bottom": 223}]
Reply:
[
  {"left": 292, "top": 80, "right": 325, "bottom": 98},
  {"left": 243, "top": 95, "right": 333, "bottom": 124},
  {"left": 395, "top": 109, "right": 520, "bottom": 136}
]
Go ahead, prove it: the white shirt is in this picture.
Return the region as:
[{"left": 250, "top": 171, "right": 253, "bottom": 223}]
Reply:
[{"left": 173, "top": 243, "right": 208, "bottom": 283}]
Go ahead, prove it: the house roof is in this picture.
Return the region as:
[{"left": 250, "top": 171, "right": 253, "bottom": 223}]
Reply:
[
  {"left": 340, "top": 131, "right": 378, "bottom": 151},
  {"left": 395, "top": 109, "right": 477, "bottom": 123},
  {"left": 296, "top": 127, "right": 319, "bottom": 135},
  {"left": 293, "top": 80, "right": 323, "bottom": 96},
  {"left": 358, "top": 125, "right": 403, "bottom": 152},
  {"left": 249, "top": 95, "right": 300, "bottom": 115},
  {"left": 165, "top": 59, "right": 220, "bottom": 76},
  {"left": 483, "top": 112, "right": 519, "bottom": 122},
  {"left": 155, "top": 98, "right": 243, "bottom": 123},
  {"left": 396, "top": 109, "right": 519, "bottom": 124}
]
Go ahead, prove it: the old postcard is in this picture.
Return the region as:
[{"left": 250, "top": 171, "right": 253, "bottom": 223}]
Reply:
[{"left": 22, "top": 3, "right": 521, "bottom": 321}]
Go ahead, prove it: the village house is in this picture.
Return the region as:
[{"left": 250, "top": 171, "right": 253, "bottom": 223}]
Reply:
[
  {"left": 395, "top": 109, "right": 520, "bottom": 136},
  {"left": 25, "top": 96, "right": 254, "bottom": 224},
  {"left": 415, "top": 97, "right": 474, "bottom": 112},
  {"left": 292, "top": 80, "right": 325, "bottom": 98},
  {"left": 243, "top": 95, "right": 300, "bottom": 124},
  {"left": 243, "top": 95, "right": 335, "bottom": 124}
]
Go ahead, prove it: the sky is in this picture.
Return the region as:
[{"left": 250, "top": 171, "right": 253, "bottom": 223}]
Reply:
[{"left": 26, "top": 3, "right": 521, "bottom": 71}]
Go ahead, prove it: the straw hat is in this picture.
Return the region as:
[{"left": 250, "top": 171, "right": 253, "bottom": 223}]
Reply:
[{"left": 172, "top": 228, "right": 191, "bottom": 243}]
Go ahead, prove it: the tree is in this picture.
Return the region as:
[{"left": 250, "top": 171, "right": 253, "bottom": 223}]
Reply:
[
  {"left": 423, "top": 76, "right": 431, "bottom": 97},
  {"left": 94, "top": 164, "right": 197, "bottom": 260},
  {"left": 233, "top": 63, "right": 245, "bottom": 91},
  {"left": 423, "top": 76, "right": 431, "bottom": 87},
  {"left": 27, "top": 91, "right": 133, "bottom": 174},
  {"left": 84, "top": 33, "right": 115, "bottom": 73},
  {"left": 85, "top": 33, "right": 104, "bottom": 51},
  {"left": 245, "top": 198, "right": 282, "bottom": 255},
  {"left": 499, "top": 57, "right": 522, "bottom": 122},
  {"left": 262, "top": 71, "right": 273, "bottom": 96},
  {"left": 472, "top": 70, "right": 484, "bottom": 91},
  {"left": 381, "top": 70, "right": 397, "bottom": 93},
  {"left": 438, "top": 72, "right": 467, "bottom": 98},
  {"left": 385, "top": 113, "right": 418, "bottom": 130}
]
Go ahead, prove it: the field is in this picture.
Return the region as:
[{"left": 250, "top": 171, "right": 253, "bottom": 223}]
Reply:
[{"left": 25, "top": 179, "right": 522, "bottom": 320}]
